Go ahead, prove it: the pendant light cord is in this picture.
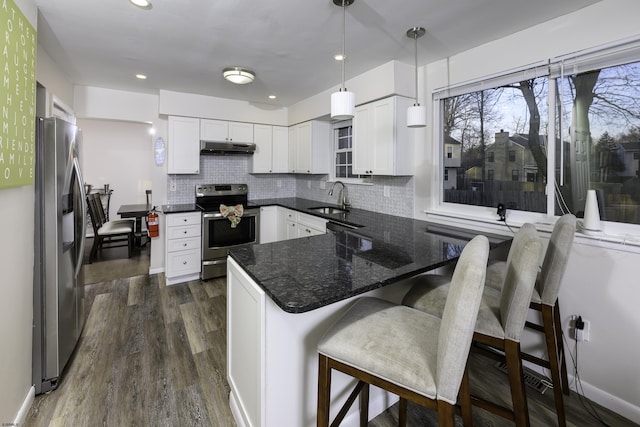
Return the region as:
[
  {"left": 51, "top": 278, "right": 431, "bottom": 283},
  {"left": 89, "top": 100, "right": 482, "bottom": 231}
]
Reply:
[
  {"left": 414, "top": 33, "right": 419, "bottom": 105},
  {"left": 341, "top": 0, "right": 346, "bottom": 91}
]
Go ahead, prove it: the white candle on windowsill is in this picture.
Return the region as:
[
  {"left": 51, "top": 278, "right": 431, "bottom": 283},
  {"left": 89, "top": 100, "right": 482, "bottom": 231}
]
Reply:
[{"left": 583, "top": 189, "right": 602, "bottom": 234}]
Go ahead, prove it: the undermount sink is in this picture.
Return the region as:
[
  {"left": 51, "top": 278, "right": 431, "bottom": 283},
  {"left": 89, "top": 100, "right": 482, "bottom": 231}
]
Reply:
[{"left": 309, "top": 206, "right": 349, "bottom": 214}]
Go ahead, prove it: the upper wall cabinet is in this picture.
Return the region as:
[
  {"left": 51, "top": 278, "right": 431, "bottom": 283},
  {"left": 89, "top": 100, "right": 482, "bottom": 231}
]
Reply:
[
  {"left": 288, "top": 120, "right": 330, "bottom": 174},
  {"left": 200, "top": 119, "right": 254, "bottom": 143},
  {"left": 251, "top": 124, "right": 289, "bottom": 174},
  {"left": 353, "top": 96, "right": 414, "bottom": 176},
  {"left": 168, "top": 116, "right": 200, "bottom": 174}
]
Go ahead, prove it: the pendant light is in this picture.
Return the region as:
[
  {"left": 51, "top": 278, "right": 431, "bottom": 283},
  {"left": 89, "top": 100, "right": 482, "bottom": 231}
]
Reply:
[
  {"left": 406, "top": 27, "right": 426, "bottom": 128},
  {"left": 331, "top": 0, "right": 355, "bottom": 120}
]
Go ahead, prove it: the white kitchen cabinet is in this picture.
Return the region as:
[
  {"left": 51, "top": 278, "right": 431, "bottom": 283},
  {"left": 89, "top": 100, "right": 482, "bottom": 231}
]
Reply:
[
  {"left": 295, "top": 211, "right": 327, "bottom": 237},
  {"left": 280, "top": 208, "right": 326, "bottom": 239},
  {"left": 168, "top": 116, "right": 200, "bottom": 174},
  {"left": 226, "top": 257, "right": 403, "bottom": 427},
  {"left": 277, "top": 207, "right": 290, "bottom": 241},
  {"left": 288, "top": 120, "right": 330, "bottom": 174},
  {"left": 251, "top": 125, "right": 289, "bottom": 173},
  {"left": 259, "top": 206, "right": 279, "bottom": 244},
  {"left": 353, "top": 96, "right": 415, "bottom": 176},
  {"left": 165, "top": 211, "right": 202, "bottom": 285},
  {"left": 200, "top": 119, "right": 254, "bottom": 143}
]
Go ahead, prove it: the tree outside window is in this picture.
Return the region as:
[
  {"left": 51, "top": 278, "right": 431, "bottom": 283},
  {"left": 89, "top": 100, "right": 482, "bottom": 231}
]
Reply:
[{"left": 440, "top": 49, "right": 640, "bottom": 225}]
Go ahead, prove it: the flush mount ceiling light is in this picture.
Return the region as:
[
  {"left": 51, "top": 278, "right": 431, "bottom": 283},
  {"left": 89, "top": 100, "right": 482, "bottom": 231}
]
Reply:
[
  {"left": 129, "top": 0, "right": 152, "bottom": 10},
  {"left": 330, "top": 0, "right": 355, "bottom": 121},
  {"left": 406, "top": 26, "right": 426, "bottom": 128},
  {"left": 223, "top": 67, "right": 255, "bottom": 85}
]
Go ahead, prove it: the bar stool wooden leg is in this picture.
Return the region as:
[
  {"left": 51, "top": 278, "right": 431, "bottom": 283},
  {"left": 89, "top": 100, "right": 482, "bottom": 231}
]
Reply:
[
  {"left": 542, "top": 304, "right": 567, "bottom": 427},
  {"left": 504, "top": 340, "right": 530, "bottom": 427},
  {"left": 554, "top": 301, "right": 570, "bottom": 395},
  {"left": 359, "top": 383, "right": 369, "bottom": 427},
  {"left": 318, "top": 354, "right": 331, "bottom": 427},
  {"left": 459, "top": 364, "right": 473, "bottom": 426}
]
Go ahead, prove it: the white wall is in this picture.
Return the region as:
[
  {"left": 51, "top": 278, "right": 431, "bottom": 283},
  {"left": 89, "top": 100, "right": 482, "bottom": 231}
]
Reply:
[
  {"left": 288, "top": 60, "right": 414, "bottom": 125},
  {"left": 418, "top": 0, "right": 640, "bottom": 421},
  {"left": 158, "top": 90, "right": 288, "bottom": 126},
  {"left": 1, "top": 0, "right": 37, "bottom": 424},
  {"left": 74, "top": 86, "right": 167, "bottom": 274},
  {"left": 80, "top": 119, "right": 154, "bottom": 218}
]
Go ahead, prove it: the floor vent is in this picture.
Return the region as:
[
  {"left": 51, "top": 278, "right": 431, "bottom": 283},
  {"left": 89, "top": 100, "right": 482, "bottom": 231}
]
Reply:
[{"left": 494, "top": 361, "right": 553, "bottom": 394}]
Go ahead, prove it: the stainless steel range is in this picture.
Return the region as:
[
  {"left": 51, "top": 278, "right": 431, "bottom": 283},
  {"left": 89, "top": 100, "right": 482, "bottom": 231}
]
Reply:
[{"left": 196, "top": 184, "right": 260, "bottom": 280}]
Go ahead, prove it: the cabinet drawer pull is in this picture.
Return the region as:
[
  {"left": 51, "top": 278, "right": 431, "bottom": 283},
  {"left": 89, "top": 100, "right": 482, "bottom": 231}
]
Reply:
[{"left": 183, "top": 261, "right": 187, "bottom": 265}]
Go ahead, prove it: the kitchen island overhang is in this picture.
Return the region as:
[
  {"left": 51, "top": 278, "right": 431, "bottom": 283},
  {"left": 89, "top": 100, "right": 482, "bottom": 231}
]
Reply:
[{"left": 226, "top": 210, "right": 510, "bottom": 427}]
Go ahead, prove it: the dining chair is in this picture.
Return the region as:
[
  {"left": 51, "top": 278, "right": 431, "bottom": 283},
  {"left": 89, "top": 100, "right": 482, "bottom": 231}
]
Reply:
[
  {"left": 317, "top": 234, "right": 490, "bottom": 427},
  {"left": 402, "top": 224, "right": 542, "bottom": 427},
  {"left": 484, "top": 213, "right": 576, "bottom": 427},
  {"left": 86, "top": 193, "right": 134, "bottom": 263}
]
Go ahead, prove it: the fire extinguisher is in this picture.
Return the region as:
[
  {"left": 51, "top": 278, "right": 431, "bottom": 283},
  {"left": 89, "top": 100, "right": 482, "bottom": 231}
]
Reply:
[{"left": 147, "top": 208, "right": 159, "bottom": 238}]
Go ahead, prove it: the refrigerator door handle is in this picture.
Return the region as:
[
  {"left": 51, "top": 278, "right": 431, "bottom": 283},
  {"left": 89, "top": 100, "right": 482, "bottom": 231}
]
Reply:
[{"left": 73, "top": 156, "right": 87, "bottom": 278}]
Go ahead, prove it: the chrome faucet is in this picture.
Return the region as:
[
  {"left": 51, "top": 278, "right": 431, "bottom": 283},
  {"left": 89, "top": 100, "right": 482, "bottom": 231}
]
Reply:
[{"left": 328, "top": 181, "right": 350, "bottom": 209}]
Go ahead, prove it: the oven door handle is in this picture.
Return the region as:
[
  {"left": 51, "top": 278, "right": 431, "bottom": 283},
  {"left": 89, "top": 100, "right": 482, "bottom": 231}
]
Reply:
[
  {"left": 203, "top": 211, "right": 259, "bottom": 219},
  {"left": 203, "top": 212, "right": 224, "bottom": 219}
]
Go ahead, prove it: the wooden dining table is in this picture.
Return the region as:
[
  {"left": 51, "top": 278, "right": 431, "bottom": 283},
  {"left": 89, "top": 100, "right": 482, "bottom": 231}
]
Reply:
[{"left": 117, "top": 203, "right": 150, "bottom": 247}]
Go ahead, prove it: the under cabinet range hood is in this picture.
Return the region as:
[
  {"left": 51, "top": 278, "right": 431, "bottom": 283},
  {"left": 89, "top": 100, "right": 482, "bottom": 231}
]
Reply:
[{"left": 200, "top": 140, "right": 256, "bottom": 155}]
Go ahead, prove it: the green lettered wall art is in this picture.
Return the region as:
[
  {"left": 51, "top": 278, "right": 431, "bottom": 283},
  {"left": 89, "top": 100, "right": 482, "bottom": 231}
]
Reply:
[{"left": 1, "top": 0, "right": 36, "bottom": 189}]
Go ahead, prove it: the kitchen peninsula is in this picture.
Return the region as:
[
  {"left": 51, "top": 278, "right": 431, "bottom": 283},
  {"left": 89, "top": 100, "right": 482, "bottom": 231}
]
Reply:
[{"left": 226, "top": 199, "right": 509, "bottom": 427}]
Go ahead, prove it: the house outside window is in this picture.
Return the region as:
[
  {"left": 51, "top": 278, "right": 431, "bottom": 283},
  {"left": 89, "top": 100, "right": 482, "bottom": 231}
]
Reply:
[{"left": 437, "top": 39, "right": 640, "bottom": 226}]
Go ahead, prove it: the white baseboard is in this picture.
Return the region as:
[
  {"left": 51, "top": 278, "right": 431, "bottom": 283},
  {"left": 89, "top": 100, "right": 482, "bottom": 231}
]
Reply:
[
  {"left": 568, "top": 374, "right": 640, "bottom": 424},
  {"left": 524, "top": 359, "right": 640, "bottom": 424},
  {"left": 229, "top": 391, "right": 247, "bottom": 427},
  {"left": 13, "top": 386, "right": 35, "bottom": 426},
  {"left": 148, "top": 266, "right": 164, "bottom": 275}
]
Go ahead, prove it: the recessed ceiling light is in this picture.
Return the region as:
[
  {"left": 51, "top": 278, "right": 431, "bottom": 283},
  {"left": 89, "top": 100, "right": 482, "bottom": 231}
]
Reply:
[
  {"left": 268, "top": 95, "right": 277, "bottom": 100},
  {"left": 334, "top": 54, "right": 345, "bottom": 61},
  {"left": 222, "top": 67, "right": 255, "bottom": 85},
  {"left": 129, "top": 0, "right": 152, "bottom": 10},
  {"left": 136, "top": 74, "right": 147, "bottom": 80}
]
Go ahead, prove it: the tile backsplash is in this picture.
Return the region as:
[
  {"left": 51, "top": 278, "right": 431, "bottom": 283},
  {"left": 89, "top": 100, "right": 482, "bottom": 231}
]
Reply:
[{"left": 167, "top": 156, "right": 414, "bottom": 216}]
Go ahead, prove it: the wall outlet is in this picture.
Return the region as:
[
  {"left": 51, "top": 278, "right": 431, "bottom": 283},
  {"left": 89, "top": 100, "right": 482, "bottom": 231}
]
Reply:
[
  {"left": 573, "top": 316, "right": 591, "bottom": 342},
  {"left": 277, "top": 179, "right": 282, "bottom": 188},
  {"left": 320, "top": 181, "right": 326, "bottom": 190},
  {"left": 307, "top": 181, "right": 311, "bottom": 189},
  {"left": 169, "top": 180, "right": 177, "bottom": 192},
  {"left": 383, "top": 185, "right": 390, "bottom": 197}
]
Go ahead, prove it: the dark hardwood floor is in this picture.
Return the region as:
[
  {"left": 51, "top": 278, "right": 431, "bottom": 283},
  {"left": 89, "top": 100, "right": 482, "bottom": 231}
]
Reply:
[{"left": 25, "top": 254, "right": 637, "bottom": 426}]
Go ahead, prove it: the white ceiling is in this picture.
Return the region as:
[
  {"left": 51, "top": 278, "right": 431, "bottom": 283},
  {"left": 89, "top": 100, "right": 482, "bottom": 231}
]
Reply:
[{"left": 35, "top": 0, "right": 600, "bottom": 107}]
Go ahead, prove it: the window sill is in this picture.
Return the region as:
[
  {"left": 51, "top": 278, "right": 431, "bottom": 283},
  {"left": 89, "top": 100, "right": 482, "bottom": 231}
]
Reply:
[{"left": 424, "top": 209, "right": 640, "bottom": 254}]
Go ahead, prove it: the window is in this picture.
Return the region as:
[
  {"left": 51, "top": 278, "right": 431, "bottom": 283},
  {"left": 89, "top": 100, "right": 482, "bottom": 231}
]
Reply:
[
  {"left": 333, "top": 121, "right": 369, "bottom": 182},
  {"left": 437, "top": 39, "right": 640, "bottom": 227},
  {"left": 334, "top": 123, "right": 354, "bottom": 179},
  {"left": 439, "top": 73, "right": 548, "bottom": 214},
  {"left": 444, "top": 169, "right": 449, "bottom": 181},
  {"left": 447, "top": 146, "right": 453, "bottom": 159}
]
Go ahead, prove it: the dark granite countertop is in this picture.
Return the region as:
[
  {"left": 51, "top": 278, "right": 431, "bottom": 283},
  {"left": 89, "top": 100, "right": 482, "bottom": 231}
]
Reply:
[
  {"left": 229, "top": 198, "right": 509, "bottom": 314},
  {"left": 161, "top": 203, "right": 200, "bottom": 214}
]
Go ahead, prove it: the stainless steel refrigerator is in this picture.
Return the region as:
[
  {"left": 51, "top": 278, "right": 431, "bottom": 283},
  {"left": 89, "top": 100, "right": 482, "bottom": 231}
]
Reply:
[{"left": 33, "top": 117, "right": 88, "bottom": 394}]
